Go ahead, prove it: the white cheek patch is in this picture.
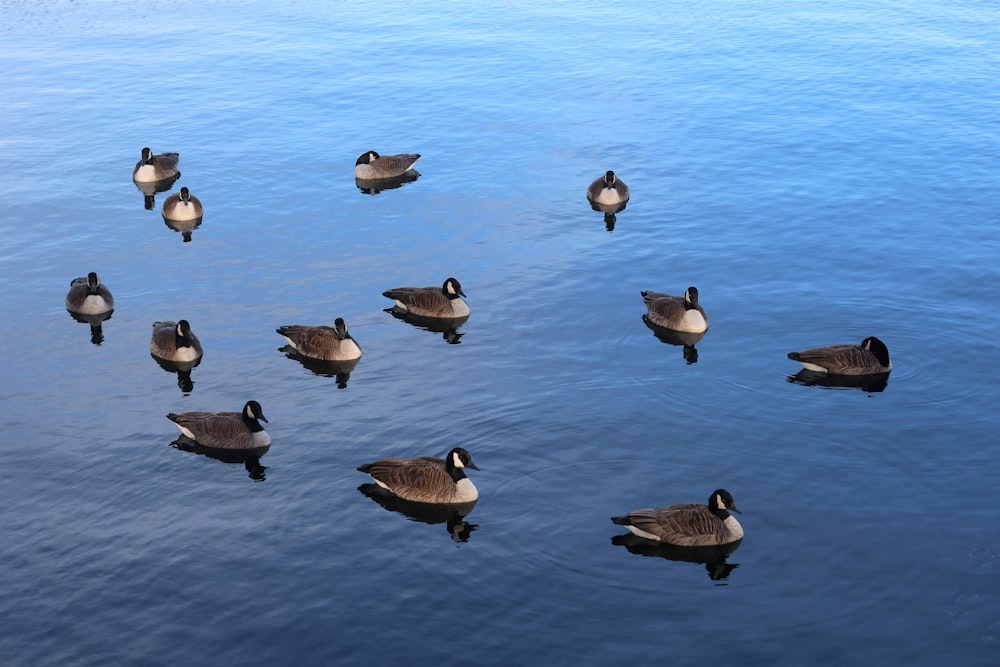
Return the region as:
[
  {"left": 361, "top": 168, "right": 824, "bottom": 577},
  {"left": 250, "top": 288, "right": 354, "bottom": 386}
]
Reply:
[
  {"left": 452, "top": 451, "right": 464, "bottom": 468},
  {"left": 715, "top": 494, "right": 725, "bottom": 510}
]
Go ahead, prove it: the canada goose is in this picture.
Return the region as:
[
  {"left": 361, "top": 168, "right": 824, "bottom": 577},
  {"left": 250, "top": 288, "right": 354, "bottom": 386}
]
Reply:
[
  {"left": 587, "top": 170, "right": 630, "bottom": 207},
  {"left": 355, "top": 151, "right": 421, "bottom": 180},
  {"left": 787, "top": 336, "right": 892, "bottom": 375},
  {"left": 357, "top": 447, "right": 480, "bottom": 504},
  {"left": 166, "top": 400, "right": 270, "bottom": 450},
  {"left": 276, "top": 317, "right": 362, "bottom": 361},
  {"left": 132, "top": 147, "right": 180, "bottom": 183},
  {"left": 382, "top": 277, "right": 469, "bottom": 319},
  {"left": 150, "top": 320, "right": 203, "bottom": 364},
  {"left": 611, "top": 489, "right": 743, "bottom": 547},
  {"left": 65, "top": 272, "right": 114, "bottom": 315},
  {"left": 641, "top": 287, "right": 708, "bottom": 333},
  {"left": 161, "top": 187, "right": 203, "bottom": 222}
]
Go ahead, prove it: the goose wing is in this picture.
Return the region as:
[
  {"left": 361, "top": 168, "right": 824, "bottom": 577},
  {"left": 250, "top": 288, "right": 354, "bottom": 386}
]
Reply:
[
  {"left": 382, "top": 286, "right": 448, "bottom": 312},
  {"left": 615, "top": 504, "right": 724, "bottom": 547},
  {"left": 277, "top": 324, "right": 341, "bottom": 357},
  {"left": 167, "top": 411, "right": 255, "bottom": 449},
  {"left": 789, "top": 344, "right": 879, "bottom": 375},
  {"left": 357, "top": 456, "right": 454, "bottom": 503},
  {"left": 373, "top": 153, "right": 420, "bottom": 177}
]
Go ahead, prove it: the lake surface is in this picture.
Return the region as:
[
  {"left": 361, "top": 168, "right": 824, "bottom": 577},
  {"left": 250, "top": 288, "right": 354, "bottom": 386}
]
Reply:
[{"left": 1, "top": 1, "right": 998, "bottom": 665}]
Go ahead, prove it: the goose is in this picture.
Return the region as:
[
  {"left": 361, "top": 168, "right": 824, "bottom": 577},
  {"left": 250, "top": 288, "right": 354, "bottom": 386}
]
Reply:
[
  {"left": 355, "top": 151, "right": 421, "bottom": 180},
  {"left": 611, "top": 489, "right": 743, "bottom": 547},
  {"left": 641, "top": 287, "right": 708, "bottom": 333},
  {"left": 382, "top": 277, "right": 469, "bottom": 319},
  {"left": 587, "top": 170, "right": 630, "bottom": 207},
  {"left": 150, "top": 320, "right": 203, "bottom": 364},
  {"left": 161, "top": 187, "right": 203, "bottom": 222},
  {"left": 787, "top": 336, "right": 892, "bottom": 375},
  {"left": 132, "top": 147, "right": 180, "bottom": 183},
  {"left": 65, "top": 272, "right": 114, "bottom": 315},
  {"left": 357, "top": 447, "right": 480, "bottom": 504},
  {"left": 276, "top": 317, "right": 362, "bottom": 361},
  {"left": 166, "top": 400, "right": 270, "bottom": 450}
]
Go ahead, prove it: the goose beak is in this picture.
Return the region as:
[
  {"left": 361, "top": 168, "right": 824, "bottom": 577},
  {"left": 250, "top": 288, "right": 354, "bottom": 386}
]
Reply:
[
  {"left": 258, "top": 414, "right": 269, "bottom": 423},
  {"left": 468, "top": 462, "right": 480, "bottom": 471},
  {"left": 728, "top": 504, "right": 742, "bottom": 514}
]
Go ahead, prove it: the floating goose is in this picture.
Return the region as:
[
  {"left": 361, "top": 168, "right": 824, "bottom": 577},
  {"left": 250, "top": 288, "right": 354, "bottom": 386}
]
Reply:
[
  {"left": 611, "top": 489, "right": 743, "bottom": 547},
  {"left": 382, "top": 277, "right": 469, "bottom": 319},
  {"left": 641, "top": 287, "right": 708, "bottom": 333},
  {"left": 357, "top": 447, "right": 480, "bottom": 504},
  {"left": 132, "top": 147, "right": 180, "bottom": 183},
  {"left": 150, "top": 320, "right": 203, "bottom": 364},
  {"left": 355, "top": 151, "right": 421, "bottom": 180},
  {"left": 276, "top": 317, "right": 362, "bottom": 361},
  {"left": 587, "top": 170, "right": 630, "bottom": 207},
  {"left": 65, "top": 272, "right": 114, "bottom": 316},
  {"left": 161, "top": 186, "right": 203, "bottom": 222},
  {"left": 166, "top": 400, "right": 270, "bottom": 450},
  {"left": 787, "top": 336, "right": 892, "bottom": 375}
]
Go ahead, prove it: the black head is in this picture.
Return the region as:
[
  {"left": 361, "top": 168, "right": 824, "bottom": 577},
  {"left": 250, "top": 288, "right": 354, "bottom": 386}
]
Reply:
[
  {"left": 604, "top": 170, "right": 616, "bottom": 187},
  {"left": 177, "top": 319, "right": 192, "bottom": 336},
  {"left": 243, "top": 400, "right": 268, "bottom": 424},
  {"left": 861, "top": 336, "right": 891, "bottom": 366},
  {"left": 356, "top": 150, "right": 380, "bottom": 166},
  {"left": 443, "top": 277, "right": 466, "bottom": 299},
  {"left": 141, "top": 147, "right": 153, "bottom": 161},
  {"left": 710, "top": 489, "right": 740, "bottom": 515},
  {"left": 447, "top": 447, "right": 479, "bottom": 471},
  {"left": 334, "top": 317, "right": 349, "bottom": 338},
  {"left": 179, "top": 186, "right": 191, "bottom": 201},
  {"left": 684, "top": 286, "right": 700, "bottom": 308}
]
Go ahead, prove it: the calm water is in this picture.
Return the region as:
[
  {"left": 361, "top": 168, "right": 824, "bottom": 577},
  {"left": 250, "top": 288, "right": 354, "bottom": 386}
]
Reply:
[{"left": 1, "top": 1, "right": 998, "bottom": 665}]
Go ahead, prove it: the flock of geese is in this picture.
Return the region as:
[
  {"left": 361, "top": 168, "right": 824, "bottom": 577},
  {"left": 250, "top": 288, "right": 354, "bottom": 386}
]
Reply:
[{"left": 64, "top": 146, "right": 895, "bottom": 558}]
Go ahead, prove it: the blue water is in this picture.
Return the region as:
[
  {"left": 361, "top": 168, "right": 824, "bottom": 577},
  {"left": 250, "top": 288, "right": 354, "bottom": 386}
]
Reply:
[{"left": 1, "top": 1, "right": 998, "bottom": 665}]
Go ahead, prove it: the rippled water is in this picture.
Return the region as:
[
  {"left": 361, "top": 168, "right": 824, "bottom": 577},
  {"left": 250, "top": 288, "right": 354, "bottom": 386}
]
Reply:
[{"left": 1, "top": 1, "right": 998, "bottom": 665}]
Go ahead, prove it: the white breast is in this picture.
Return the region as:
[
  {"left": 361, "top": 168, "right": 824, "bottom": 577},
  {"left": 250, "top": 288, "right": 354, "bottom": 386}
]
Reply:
[
  {"left": 449, "top": 299, "right": 471, "bottom": 317},
  {"left": 453, "top": 477, "right": 478, "bottom": 503},
  {"left": 677, "top": 309, "right": 708, "bottom": 333}
]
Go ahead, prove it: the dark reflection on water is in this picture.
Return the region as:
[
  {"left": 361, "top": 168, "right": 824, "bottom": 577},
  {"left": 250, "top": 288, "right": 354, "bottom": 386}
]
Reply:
[
  {"left": 589, "top": 200, "right": 627, "bottom": 232},
  {"left": 642, "top": 314, "right": 705, "bottom": 365},
  {"left": 169, "top": 437, "right": 269, "bottom": 481},
  {"left": 382, "top": 308, "right": 468, "bottom": 344},
  {"left": 787, "top": 369, "right": 891, "bottom": 394},
  {"left": 611, "top": 533, "right": 742, "bottom": 583},
  {"left": 354, "top": 171, "right": 420, "bottom": 195},
  {"left": 358, "top": 483, "right": 478, "bottom": 542},
  {"left": 66, "top": 309, "right": 113, "bottom": 346},
  {"left": 161, "top": 215, "right": 202, "bottom": 243},
  {"left": 277, "top": 345, "right": 359, "bottom": 388},
  {"left": 151, "top": 354, "right": 202, "bottom": 394},
  {"left": 133, "top": 173, "right": 180, "bottom": 210}
]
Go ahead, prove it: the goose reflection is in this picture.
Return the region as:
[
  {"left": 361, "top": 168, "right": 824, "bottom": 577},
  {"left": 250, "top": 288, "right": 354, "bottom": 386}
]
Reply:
[
  {"left": 278, "top": 345, "right": 360, "bottom": 388},
  {"left": 357, "top": 483, "right": 478, "bottom": 542},
  {"left": 611, "top": 533, "right": 742, "bottom": 582},
  {"left": 589, "top": 200, "right": 627, "bottom": 232},
  {"left": 67, "top": 310, "right": 113, "bottom": 346},
  {"left": 162, "top": 215, "right": 202, "bottom": 243},
  {"left": 133, "top": 172, "right": 181, "bottom": 210},
  {"left": 383, "top": 309, "right": 468, "bottom": 345},
  {"left": 641, "top": 314, "right": 705, "bottom": 364},
  {"left": 151, "top": 355, "right": 202, "bottom": 393},
  {"left": 787, "top": 369, "right": 890, "bottom": 393},
  {"left": 169, "top": 437, "right": 269, "bottom": 481},
  {"left": 355, "top": 170, "right": 420, "bottom": 195}
]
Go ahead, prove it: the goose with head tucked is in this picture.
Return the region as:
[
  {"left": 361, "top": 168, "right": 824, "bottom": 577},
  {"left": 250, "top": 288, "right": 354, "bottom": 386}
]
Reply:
[
  {"left": 132, "top": 147, "right": 180, "bottom": 183},
  {"left": 355, "top": 150, "right": 421, "bottom": 180},
  {"left": 162, "top": 187, "right": 203, "bottom": 222},
  {"left": 276, "top": 317, "right": 362, "bottom": 362},
  {"left": 587, "top": 170, "right": 630, "bottom": 207},
  {"left": 787, "top": 336, "right": 892, "bottom": 376},
  {"left": 65, "top": 272, "right": 114, "bottom": 316},
  {"left": 167, "top": 400, "right": 270, "bottom": 450},
  {"left": 382, "top": 277, "right": 469, "bottom": 319},
  {"left": 150, "top": 319, "right": 203, "bottom": 364},
  {"left": 612, "top": 489, "right": 743, "bottom": 547},
  {"left": 641, "top": 286, "right": 708, "bottom": 334},
  {"left": 357, "top": 447, "right": 480, "bottom": 504}
]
